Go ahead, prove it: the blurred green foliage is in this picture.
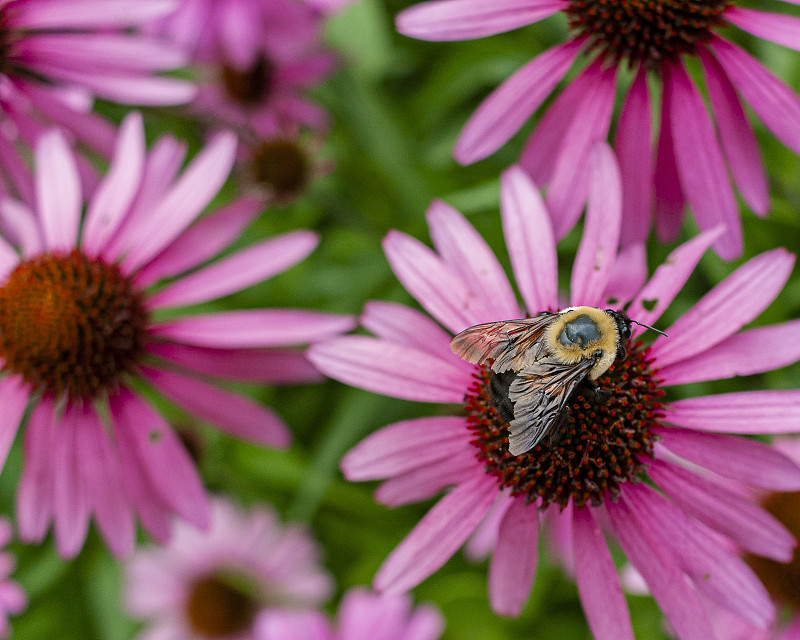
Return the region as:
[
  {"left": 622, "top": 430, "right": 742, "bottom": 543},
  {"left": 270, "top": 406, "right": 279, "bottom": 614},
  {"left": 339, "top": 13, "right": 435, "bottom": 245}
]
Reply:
[{"left": 7, "top": 0, "right": 800, "bottom": 638}]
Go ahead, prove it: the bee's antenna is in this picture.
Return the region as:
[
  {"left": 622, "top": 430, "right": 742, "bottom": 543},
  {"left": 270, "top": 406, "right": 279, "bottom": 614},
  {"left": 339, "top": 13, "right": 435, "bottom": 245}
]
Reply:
[{"left": 630, "top": 319, "right": 667, "bottom": 337}]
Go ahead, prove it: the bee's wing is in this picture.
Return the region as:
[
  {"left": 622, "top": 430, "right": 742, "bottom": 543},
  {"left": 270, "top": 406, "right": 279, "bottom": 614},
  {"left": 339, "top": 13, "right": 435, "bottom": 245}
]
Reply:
[
  {"left": 449, "top": 314, "right": 556, "bottom": 373},
  {"left": 506, "top": 358, "right": 594, "bottom": 456}
]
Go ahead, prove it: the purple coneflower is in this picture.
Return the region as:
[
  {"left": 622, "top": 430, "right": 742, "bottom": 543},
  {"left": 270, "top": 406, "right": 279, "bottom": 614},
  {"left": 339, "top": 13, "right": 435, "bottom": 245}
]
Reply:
[
  {"left": 309, "top": 144, "right": 800, "bottom": 640},
  {"left": 259, "top": 588, "right": 444, "bottom": 640},
  {"left": 0, "top": 520, "right": 25, "bottom": 639},
  {"left": 0, "top": 0, "right": 195, "bottom": 194},
  {"left": 396, "top": 0, "right": 800, "bottom": 259},
  {"left": 125, "top": 498, "right": 333, "bottom": 640},
  {"left": 152, "top": 0, "right": 335, "bottom": 138},
  {"left": 0, "top": 112, "right": 354, "bottom": 559}
]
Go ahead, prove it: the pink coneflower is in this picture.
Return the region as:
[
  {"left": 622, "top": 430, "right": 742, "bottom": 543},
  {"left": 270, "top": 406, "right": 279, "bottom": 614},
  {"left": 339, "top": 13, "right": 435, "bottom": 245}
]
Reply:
[
  {"left": 0, "top": 520, "right": 25, "bottom": 639},
  {"left": 153, "top": 0, "right": 335, "bottom": 138},
  {"left": 0, "top": 111, "right": 354, "bottom": 559},
  {"left": 309, "top": 144, "right": 800, "bottom": 640},
  {"left": 0, "top": 0, "right": 195, "bottom": 195},
  {"left": 396, "top": 0, "right": 800, "bottom": 260},
  {"left": 259, "top": 588, "right": 444, "bottom": 640},
  {"left": 125, "top": 498, "right": 334, "bottom": 640}
]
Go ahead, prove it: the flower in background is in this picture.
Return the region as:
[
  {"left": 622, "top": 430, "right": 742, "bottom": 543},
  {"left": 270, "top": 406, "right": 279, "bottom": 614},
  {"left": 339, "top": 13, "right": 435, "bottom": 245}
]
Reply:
[
  {"left": 0, "top": 112, "right": 354, "bottom": 559},
  {"left": 259, "top": 588, "right": 444, "bottom": 640},
  {"left": 126, "top": 498, "right": 333, "bottom": 640},
  {"left": 0, "top": 0, "right": 195, "bottom": 199},
  {"left": 309, "top": 143, "right": 800, "bottom": 640},
  {"left": 152, "top": 0, "right": 336, "bottom": 139},
  {"left": 396, "top": 0, "right": 800, "bottom": 260},
  {"left": 0, "top": 520, "right": 25, "bottom": 639}
]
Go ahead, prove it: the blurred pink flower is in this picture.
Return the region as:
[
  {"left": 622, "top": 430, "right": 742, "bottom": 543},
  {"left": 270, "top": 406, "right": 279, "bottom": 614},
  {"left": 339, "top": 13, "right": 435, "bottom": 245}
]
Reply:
[
  {"left": 0, "top": 112, "right": 354, "bottom": 559},
  {"left": 309, "top": 143, "right": 800, "bottom": 640},
  {"left": 259, "top": 588, "right": 444, "bottom": 640},
  {"left": 152, "top": 0, "right": 336, "bottom": 138},
  {"left": 396, "top": 0, "right": 800, "bottom": 260},
  {"left": 0, "top": 520, "right": 25, "bottom": 639},
  {"left": 0, "top": 0, "right": 195, "bottom": 194},
  {"left": 125, "top": 498, "right": 334, "bottom": 640}
]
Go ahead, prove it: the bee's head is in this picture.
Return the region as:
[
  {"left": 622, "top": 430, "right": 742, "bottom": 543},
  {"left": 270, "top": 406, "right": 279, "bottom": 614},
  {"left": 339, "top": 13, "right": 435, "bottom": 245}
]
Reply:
[{"left": 606, "top": 309, "right": 632, "bottom": 361}]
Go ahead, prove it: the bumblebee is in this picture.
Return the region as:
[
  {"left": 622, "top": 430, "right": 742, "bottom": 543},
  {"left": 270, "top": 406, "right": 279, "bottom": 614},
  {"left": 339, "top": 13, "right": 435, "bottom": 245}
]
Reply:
[{"left": 450, "top": 306, "right": 663, "bottom": 456}]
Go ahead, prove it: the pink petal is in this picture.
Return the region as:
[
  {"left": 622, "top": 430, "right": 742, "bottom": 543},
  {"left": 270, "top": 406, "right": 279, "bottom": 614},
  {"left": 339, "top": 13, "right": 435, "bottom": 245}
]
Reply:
[
  {"left": 52, "top": 405, "right": 90, "bottom": 558},
  {"left": 454, "top": 40, "right": 580, "bottom": 163},
  {"left": 500, "top": 165, "right": 558, "bottom": 313},
  {"left": 308, "top": 336, "right": 472, "bottom": 403},
  {"left": 341, "top": 416, "right": 470, "bottom": 480},
  {"left": 573, "top": 506, "right": 634, "bottom": 640},
  {"left": 653, "top": 91, "right": 685, "bottom": 243},
  {"left": 427, "top": 200, "right": 519, "bottom": 319},
  {"left": 116, "top": 443, "right": 171, "bottom": 544},
  {"left": 649, "top": 460, "right": 795, "bottom": 562},
  {"left": 361, "top": 301, "right": 455, "bottom": 362},
  {"left": 570, "top": 142, "right": 622, "bottom": 308},
  {"left": 667, "top": 61, "right": 740, "bottom": 259},
  {"left": 148, "top": 231, "right": 318, "bottom": 309},
  {"left": 655, "top": 428, "right": 800, "bottom": 491},
  {"left": 219, "top": 0, "right": 261, "bottom": 68},
  {"left": 150, "top": 309, "right": 355, "bottom": 348},
  {"left": 6, "top": 0, "right": 178, "bottom": 28},
  {"left": 546, "top": 63, "right": 617, "bottom": 238},
  {"left": 658, "top": 319, "right": 800, "bottom": 385},
  {"left": 626, "top": 226, "right": 723, "bottom": 331},
  {"left": 622, "top": 483, "right": 774, "bottom": 628},
  {"left": 651, "top": 248, "right": 794, "bottom": 368},
  {"left": 35, "top": 130, "right": 81, "bottom": 251},
  {"left": 710, "top": 36, "right": 800, "bottom": 156},
  {"left": 121, "top": 132, "right": 237, "bottom": 273},
  {"left": 0, "top": 376, "right": 27, "bottom": 472},
  {"left": 465, "top": 495, "right": 512, "bottom": 561},
  {"left": 664, "top": 390, "right": 800, "bottom": 434},
  {"left": 488, "top": 496, "right": 538, "bottom": 617},
  {"left": 148, "top": 343, "right": 322, "bottom": 385},
  {"left": 604, "top": 243, "right": 647, "bottom": 306},
  {"left": 141, "top": 367, "right": 291, "bottom": 449},
  {"left": 0, "top": 134, "right": 35, "bottom": 206},
  {"left": 396, "top": 0, "right": 563, "bottom": 41},
  {"left": 383, "top": 230, "right": 492, "bottom": 333},
  {"left": 374, "top": 473, "right": 498, "bottom": 594},
  {"left": 615, "top": 67, "right": 653, "bottom": 248},
  {"left": 109, "top": 389, "right": 209, "bottom": 530},
  {"left": 606, "top": 495, "right": 714, "bottom": 640},
  {"left": 698, "top": 48, "right": 768, "bottom": 216},
  {"left": 82, "top": 112, "right": 145, "bottom": 256},
  {"left": 135, "top": 196, "right": 263, "bottom": 287},
  {"left": 16, "top": 400, "right": 56, "bottom": 543},
  {"left": 0, "top": 233, "right": 19, "bottom": 281},
  {"left": 404, "top": 604, "right": 446, "bottom": 640},
  {"left": 727, "top": 7, "right": 800, "bottom": 52},
  {"left": 0, "top": 198, "right": 40, "bottom": 259}
]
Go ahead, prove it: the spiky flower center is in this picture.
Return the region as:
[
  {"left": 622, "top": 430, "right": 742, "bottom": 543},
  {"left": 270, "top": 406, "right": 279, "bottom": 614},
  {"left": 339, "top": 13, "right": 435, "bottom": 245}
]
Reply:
[
  {"left": 0, "top": 250, "right": 149, "bottom": 400},
  {"left": 222, "top": 55, "right": 274, "bottom": 105},
  {"left": 746, "top": 491, "right": 800, "bottom": 610},
  {"left": 186, "top": 575, "right": 259, "bottom": 637},
  {"left": 251, "top": 138, "right": 309, "bottom": 198},
  {"left": 565, "top": 0, "right": 730, "bottom": 67},
  {"left": 465, "top": 341, "right": 663, "bottom": 509}
]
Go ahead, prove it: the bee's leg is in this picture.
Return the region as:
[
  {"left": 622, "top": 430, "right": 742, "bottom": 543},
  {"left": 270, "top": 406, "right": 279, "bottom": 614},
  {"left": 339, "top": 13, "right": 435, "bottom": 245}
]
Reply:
[
  {"left": 582, "top": 379, "right": 611, "bottom": 404},
  {"left": 489, "top": 370, "right": 517, "bottom": 424}
]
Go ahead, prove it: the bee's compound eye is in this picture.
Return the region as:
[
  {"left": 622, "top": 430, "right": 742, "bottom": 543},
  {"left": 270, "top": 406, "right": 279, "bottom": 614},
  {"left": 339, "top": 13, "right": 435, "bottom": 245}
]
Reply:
[{"left": 592, "top": 350, "right": 603, "bottom": 360}]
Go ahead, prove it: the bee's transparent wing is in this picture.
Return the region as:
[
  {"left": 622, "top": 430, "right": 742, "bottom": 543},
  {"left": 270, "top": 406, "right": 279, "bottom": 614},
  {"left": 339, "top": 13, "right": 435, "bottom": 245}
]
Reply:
[
  {"left": 506, "top": 358, "right": 593, "bottom": 456},
  {"left": 449, "top": 314, "right": 556, "bottom": 373}
]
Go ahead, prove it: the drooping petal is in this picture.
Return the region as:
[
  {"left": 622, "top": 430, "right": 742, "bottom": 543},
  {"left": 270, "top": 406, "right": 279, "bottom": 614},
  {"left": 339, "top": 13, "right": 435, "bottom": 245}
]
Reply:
[
  {"left": 52, "top": 405, "right": 90, "bottom": 558},
  {"left": 664, "top": 390, "right": 800, "bottom": 434},
  {"left": 573, "top": 506, "right": 634, "bottom": 640},
  {"left": 6, "top": 0, "right": 179, "bottom": 29},
  {"left": 653, "top": 87, "right": 685, "bottom": 243},
  {"left": 658, "top": 319, "right": 800, "bottom": 385},
  {"left": 488, "top": 496, "right": 538, "bottom": 617},
  {"left": 667, "top": 61, "right": 740, "bottom": 259},
  {"left": 427, "top": 200, "right": 519, "bottom": 319},
  {"left": 141, "top": 367, "right": 291, "bottom": 449},
  {"left": 0, "top": 376, "right": 27, "bottom": 472},
  {"left": 35, "top": 130, "right": 81, "bottom": 251},
  {"left": 396, "top": 0, "right": 564, "bottom": 41},
  {"left": 655, "top": 428, "right": 800, "bottom": 491},
  {"left": 651, "top": 249, "right": 794, "bottom": 368},
  {"left": 649, "top": 460, "right": 795, "bottom": 562},
  {"left": 16, "top": 400, "right": 56, "bottom": 543},
  {"left": 374, "top": 473, "right": 498, "bottom": 594},
  {"left": 361, "top": 301, "right": 455, "bottom": 362},
  {"left": 727, "top": 7, "right": 800, "bottom": 53},
  {"left": 308, "top": 336, "right": 472, "bottom": 403},
  {"left": 570, "top": 142, "right": 622, "bottom": 308},
  {"left": 454, "top": 40, "right": 580, "bottom": 163},
  {"left": 500, "top": 165, "right": 558, "bottom": 313},
  {"left": 615, "top": 67, "right": 653, "bottom": 248}
]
